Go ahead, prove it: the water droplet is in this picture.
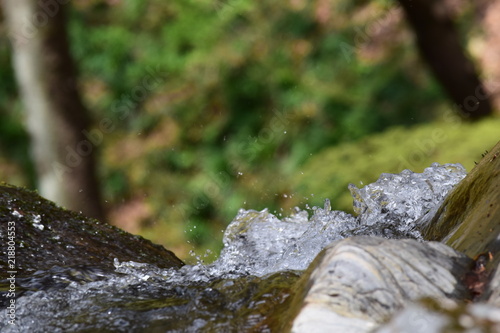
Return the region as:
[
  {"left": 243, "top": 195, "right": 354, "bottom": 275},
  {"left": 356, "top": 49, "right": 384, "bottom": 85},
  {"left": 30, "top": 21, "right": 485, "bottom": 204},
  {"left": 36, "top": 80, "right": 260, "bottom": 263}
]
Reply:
[{"left": 323, "top": 199, "right": 331, "bottom": 211}]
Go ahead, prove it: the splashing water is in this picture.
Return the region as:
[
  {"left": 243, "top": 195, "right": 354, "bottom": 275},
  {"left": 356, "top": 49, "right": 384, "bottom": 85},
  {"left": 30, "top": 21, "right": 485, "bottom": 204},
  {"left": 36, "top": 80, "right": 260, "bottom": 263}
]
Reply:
[
  {"left": 210, "top": 163, "right": 466, "bottom": 276},
  {"left": 1, "top": 163, "right": 467, "bottom": 332}
]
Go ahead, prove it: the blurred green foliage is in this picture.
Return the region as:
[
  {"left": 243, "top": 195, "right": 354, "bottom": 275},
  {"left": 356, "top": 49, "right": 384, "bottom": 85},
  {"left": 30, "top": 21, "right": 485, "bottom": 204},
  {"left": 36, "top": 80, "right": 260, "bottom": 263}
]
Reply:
[
  {"left": 0, "top": 32, "right": 35, "bottom": 187},
  {"left": 294, "top": 116, "right": 500, "bottom": 213},
  {"left": 0, "top": 0, "right": 497, "bottom": 262}
]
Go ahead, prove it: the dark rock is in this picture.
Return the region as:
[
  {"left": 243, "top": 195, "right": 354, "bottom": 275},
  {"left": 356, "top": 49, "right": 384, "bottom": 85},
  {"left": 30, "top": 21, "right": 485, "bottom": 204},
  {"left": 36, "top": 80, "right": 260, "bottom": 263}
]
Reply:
[
  {"left": 485, "top": 254, "right": 500, "bottom": 307},
  {"left": 0, "top": 183, "right": 184, "bottom": 281}
]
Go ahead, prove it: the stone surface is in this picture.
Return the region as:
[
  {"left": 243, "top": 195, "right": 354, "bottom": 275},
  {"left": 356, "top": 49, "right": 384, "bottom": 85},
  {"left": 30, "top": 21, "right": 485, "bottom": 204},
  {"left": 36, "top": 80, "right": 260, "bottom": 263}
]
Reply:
[
  {"left": 290, "top": 141, "right": 500, "bottom": 332},
  {"left": 375, "top": 299, "right": 500, "bottom": 333},
  {"left": 0, "top": 183, "right": 184, "bottom": 281},
  {"left": 290, "top": 237, "right": 472, "bottom": 333},
  {"left": 419, "top": 140, "right": 500, "bottom": 261},
  {"left": 486, "top": 257, "right": 500, "bottom": 307}
]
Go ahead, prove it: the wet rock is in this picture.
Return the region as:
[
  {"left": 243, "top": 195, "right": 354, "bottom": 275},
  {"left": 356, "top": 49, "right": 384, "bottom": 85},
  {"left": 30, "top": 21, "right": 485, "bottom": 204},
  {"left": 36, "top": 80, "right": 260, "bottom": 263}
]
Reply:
[
  {"left": 290, "top": 237, "right": 472, "bottom": 333},
  {"left": 418, "top": 140, "right": 500, "bottom": 308},
  {"left": 0, "top": 184, "right": 184, "bottom": 281},
  {"left": 419, "top": 140, "right": 500, "bottom": 261},
  {"left": 290, "top": 141, "right": 500, "bottom": 332},
  {"left": 485, "top": 256, "right": 500, "bottom": 307},
  {"left": 375, "top": 299, "right": 500, "bottom": 333}
]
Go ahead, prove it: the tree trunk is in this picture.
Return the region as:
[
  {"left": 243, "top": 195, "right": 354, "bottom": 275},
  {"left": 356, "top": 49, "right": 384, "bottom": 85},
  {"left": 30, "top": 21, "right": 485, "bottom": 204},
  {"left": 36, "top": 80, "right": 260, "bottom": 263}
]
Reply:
[
  {"left": 1, "top": 0, "right": 105, "bottom": 221},
  {"left": 398, "top": 0, "right": 493, "bottom": 120},
  {"left": 475, "top": 0, "right": 500, "bottom": 113}
]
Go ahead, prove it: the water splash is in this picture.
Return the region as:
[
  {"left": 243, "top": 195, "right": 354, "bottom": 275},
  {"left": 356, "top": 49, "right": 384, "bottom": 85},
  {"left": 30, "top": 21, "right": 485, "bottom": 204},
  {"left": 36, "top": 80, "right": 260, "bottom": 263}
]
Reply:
[
  {"left": 208, "top": 163, "right": 466, "bottom": 276},
  {"left": 0, "top": 163, "right": 468, "bottom": 332}
]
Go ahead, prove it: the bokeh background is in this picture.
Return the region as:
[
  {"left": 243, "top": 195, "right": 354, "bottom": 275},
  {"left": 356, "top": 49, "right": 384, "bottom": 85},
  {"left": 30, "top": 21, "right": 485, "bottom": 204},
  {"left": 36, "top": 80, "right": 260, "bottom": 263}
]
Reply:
[{"left": 1, "top": 0, "right": 499, "bottom": 263}]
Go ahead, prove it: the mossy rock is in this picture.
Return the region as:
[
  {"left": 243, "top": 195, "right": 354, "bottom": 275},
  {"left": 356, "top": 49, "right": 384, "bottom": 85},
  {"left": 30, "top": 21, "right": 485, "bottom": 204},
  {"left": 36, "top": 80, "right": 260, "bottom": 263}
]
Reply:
[
  {"left": 0, "top": 184, "right": 184, "bottom": 279},
  {"left": 420, "top": 140, "right": 500, "bottom": 263}
]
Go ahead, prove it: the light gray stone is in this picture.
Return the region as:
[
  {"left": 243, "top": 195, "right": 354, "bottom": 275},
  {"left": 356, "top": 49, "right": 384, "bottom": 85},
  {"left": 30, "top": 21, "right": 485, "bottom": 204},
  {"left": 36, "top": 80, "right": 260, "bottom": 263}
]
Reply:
[{"left": 291, "top": 236, "right": 472, "bottom": 333}]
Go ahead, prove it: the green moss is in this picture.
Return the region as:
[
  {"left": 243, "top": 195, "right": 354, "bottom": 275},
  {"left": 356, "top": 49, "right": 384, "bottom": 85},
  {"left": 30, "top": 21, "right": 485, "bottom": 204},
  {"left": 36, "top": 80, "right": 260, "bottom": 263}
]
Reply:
[
  {"left": 419, "top": 140, "right": 500, "bottom": 263},
  {"left": 293, "top": 117, "right": 500, "bottom": 213}
]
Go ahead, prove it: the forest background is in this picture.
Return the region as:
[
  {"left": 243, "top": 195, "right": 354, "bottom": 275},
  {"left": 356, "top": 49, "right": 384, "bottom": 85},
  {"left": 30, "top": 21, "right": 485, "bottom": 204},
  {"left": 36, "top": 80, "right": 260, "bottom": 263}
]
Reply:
[{"left": 0, "top": 0, "right": 499, "bottom": 263}]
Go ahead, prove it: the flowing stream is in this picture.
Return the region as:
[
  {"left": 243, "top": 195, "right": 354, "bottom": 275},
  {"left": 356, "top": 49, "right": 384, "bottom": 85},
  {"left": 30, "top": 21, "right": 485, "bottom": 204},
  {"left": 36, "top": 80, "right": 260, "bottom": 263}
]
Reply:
[{"left": 1, "top": 163, "right": 467, "bottom": 332}]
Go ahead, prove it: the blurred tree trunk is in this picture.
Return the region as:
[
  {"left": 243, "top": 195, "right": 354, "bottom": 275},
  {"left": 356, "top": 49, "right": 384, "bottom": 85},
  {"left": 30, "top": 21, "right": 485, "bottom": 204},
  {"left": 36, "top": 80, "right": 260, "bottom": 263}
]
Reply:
[
  {"left": 398, "top": 0, "right": 492, "bottom": 120},
  {"left": 1, "top": 0, "right": 105, "bottom": 221},
  {"left": 475, "top": 0, "right": 500, "bottom": 113}
]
